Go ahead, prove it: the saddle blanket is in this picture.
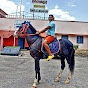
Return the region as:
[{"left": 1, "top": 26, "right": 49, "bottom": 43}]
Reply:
[{"left": 41, "top": 38, "right": 59, "bottom": 56}]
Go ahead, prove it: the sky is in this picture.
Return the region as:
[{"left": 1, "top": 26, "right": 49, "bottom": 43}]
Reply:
[{"left": 0, "top": 0, "right": 88, "bottom": 22}]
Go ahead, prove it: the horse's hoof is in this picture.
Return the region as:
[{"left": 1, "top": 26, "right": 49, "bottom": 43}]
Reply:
[
  {"left": 65, "top": 78, "right": 70, "bottom": 84},
  {"left": 31, "top": 86, "right": 36, "bottom": 88},
  {"left": 54, "top": 77, "right": 60, "bottom": 82},
  {"left": 55, "top": 79, "right": 59, "bottom": 82}
]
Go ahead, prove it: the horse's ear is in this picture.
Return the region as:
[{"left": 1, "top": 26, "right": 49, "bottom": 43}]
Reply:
[{"left": 24, "top": 21, "right": 26, "bottom": 24}]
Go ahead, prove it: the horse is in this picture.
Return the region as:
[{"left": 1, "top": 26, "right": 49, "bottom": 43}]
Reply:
[{"left": 16, "top": 23, "right": 75, "bottom": 88}]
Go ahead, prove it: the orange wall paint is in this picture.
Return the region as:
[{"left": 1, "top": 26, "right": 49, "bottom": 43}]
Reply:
[{"left": 25, "top": 38, "right": 29, "bottom": 47}]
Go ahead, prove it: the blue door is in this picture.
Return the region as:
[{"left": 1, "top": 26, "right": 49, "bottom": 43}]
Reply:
[{"left": 18, "top": 37, "right": 25, "bottom": 49}]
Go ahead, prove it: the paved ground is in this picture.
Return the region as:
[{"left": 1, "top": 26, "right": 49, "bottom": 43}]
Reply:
[{"left": 0, "top": 51, "right": 88, "bottom": 88}]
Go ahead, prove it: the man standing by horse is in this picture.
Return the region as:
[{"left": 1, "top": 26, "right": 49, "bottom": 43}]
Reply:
[{"left": 36, "top": 14, "right": 55, "bottom": 61}]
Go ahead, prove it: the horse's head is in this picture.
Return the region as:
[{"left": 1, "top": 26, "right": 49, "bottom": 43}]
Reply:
[{"left": 15, "top": 21, "right": 37, "bottom": 37}]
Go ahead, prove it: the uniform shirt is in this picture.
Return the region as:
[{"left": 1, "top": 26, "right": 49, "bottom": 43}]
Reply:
[{"left": 46, "top": 21, "right": 55, "bottom": 37}]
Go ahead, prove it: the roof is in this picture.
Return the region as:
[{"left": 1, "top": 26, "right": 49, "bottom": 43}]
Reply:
[
  {"left": 55, "top": 33, "right": 88, "bottom": 36},
  {"left": 0, "top": 9, "right": 8, "bottom": 15},
  {"left": 0, "top": 9, "right": 8, "bottom": 18},
  {"left": 0, "top": 30, "right": 14, "bottom": 38}
]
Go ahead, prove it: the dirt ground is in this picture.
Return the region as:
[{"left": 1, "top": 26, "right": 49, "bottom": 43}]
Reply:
[{"left": 0, "top": 51, "right": 88, "bottom": 88}]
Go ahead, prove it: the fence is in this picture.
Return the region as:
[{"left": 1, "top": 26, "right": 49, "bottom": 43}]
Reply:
[{"left": 6, "top": 15, "right": 48, "bottom": 20}]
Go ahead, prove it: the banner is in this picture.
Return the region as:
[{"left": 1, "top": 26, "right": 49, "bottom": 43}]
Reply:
[
  {"left": 32, "top": 0, "right": 47, "bottom": 4},
  {"left": 34, "top": 5, "right": 45, "bottom": 8},
  {"left": 30, "top": 9, "right": 48, "bottom": 13}
]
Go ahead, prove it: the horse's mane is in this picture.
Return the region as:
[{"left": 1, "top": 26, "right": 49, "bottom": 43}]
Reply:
[
  {"left": 26, "top": 23, "right": 42, "bottom": 47},
  {"left": 28, "top": 23, "right": 36, "bottom": 34}
]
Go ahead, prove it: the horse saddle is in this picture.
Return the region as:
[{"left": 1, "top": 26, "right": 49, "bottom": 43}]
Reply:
[{"left": 41, "top": 37, "right": 59, "bottom": 56}]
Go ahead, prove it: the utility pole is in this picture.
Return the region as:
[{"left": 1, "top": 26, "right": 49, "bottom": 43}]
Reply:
[
  {"left": 33, "top": 7, "right": 34, "bottom": 19},
  {"left": 20, "top": 0, "right": 22, "bottom": 16},
  {"left": 23, "top": 11, "right": 25, "bottom": 19},
  {"left": 44, "top": 7, "right": 45, "bottom": 20}
]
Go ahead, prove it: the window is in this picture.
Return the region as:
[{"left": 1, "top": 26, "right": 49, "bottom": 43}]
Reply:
[
  {"left": 62, "top": 35, "right": 68, "bottom": 40},
  {"left": 77, "top": 36, "right": 83, "bottom": 44}
]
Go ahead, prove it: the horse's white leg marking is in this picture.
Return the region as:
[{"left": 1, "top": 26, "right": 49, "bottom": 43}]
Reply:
[
  {"left": 31, "top": 78, "right": 39, "bottom": 88},
  {"left": 55, "top": 70, "right": 63, "bottom": 82},
  {"left": 65, "top": 70, "right": 71, "bottom": 84}
]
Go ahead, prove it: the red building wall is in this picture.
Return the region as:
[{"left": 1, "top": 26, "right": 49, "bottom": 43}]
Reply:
[
  {"left": 0, "top": 37, "right": 1, "bottom": 44},
  {"left": 3, "top": 36, "right": 18, "bottom": 46}
]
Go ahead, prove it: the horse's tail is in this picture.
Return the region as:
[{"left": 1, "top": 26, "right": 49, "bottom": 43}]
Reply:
[{"left": 70, "top": 48, "right": 75, "bottom": 74}]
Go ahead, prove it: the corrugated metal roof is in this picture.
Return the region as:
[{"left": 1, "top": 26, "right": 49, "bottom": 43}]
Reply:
[
  {"left": 0, "top": 30, "right": 14, "bottom": 38},
  {"left": 0, "top": 9, "right": 8, "bottom": 15}
]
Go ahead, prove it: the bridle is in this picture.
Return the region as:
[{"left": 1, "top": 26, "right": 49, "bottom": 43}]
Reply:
[
  {"left": 16, "top": 23, "right": 44, "bottom": 54},
  {"left": 17, "top": 24, "right": 35, "bottom": 37}
]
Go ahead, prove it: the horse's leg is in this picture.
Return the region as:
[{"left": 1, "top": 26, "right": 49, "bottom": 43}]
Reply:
[
  {"left": 55, "top": 56, "right": 65, "bottom": 82},
  {"left": 32, "top": 58, "right": 41, "bottom": 88},
  {"left": 65, "top": 69, "right": 71, "bottom": 84},
  {"left": 35, "top": 59, "right": 41, "bottom": 83},
  {"left": 55, "top": 40, "right": 65, "bottom": 82},
  {"left": 65, "top": 49, "right": 75, "bottom": 84}
]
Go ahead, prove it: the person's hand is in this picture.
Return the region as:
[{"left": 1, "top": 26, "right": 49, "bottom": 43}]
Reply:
[{"left": 35, "top": 31, "right": 40, "bottom": 35}]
